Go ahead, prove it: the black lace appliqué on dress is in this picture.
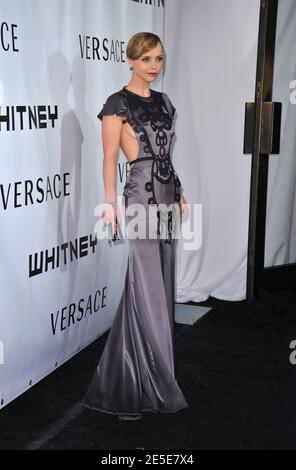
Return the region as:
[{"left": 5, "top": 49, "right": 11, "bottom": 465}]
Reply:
[
  {"left": 98, "top": 87, "right": 183, "bottom": 243},
  {"left": 98, "top": 87, "right": 182, "bottom": 205}
]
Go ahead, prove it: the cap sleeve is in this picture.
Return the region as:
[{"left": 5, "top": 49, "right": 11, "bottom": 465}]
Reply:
[
  {"left": 162, "top": 92, "right": 176, "bottom": 118},
  {"left": 97, "top": 92, "right": 128, "bottom": 122}
]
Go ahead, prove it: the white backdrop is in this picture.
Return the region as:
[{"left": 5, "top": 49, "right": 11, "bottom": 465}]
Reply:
[
  {"left": 0, "top": 0, "right": 164, "bottom": 409},
  {"left": 163, "top": 0, "right": 260, "bottom": 302}
]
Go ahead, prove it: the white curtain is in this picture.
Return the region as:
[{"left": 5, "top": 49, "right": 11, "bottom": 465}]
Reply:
[{"left": 163, "top": 0, "right": 260, "bottom": 302}]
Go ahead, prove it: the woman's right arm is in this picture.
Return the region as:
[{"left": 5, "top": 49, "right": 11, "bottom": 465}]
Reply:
[
  {"left": 97, "top": 92, "right": 128, "bottom": 234},
  {"left": 101, "top": 114, "right": 123, "bottom": 204},
  {"left": 101, "top": 114, "right": 124, "bottom": 235}
]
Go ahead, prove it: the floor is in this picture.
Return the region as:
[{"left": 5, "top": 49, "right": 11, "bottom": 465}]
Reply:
[{"left": 1, "top": 288, "right": 296, "bottom": 450}]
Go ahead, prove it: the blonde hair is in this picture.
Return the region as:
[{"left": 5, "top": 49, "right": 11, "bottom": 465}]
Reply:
[{"left": 126, "top": 32, "right": 163, "bottom": 60}]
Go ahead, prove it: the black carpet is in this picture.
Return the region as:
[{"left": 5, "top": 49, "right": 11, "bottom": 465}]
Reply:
[{"left": 1, "top": 288, "right": 296, "bottom": 450}]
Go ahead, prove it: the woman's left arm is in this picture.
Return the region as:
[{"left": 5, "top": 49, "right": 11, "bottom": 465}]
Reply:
[{"left": 179, "top": 194, "right": 187, "bottom": 218}]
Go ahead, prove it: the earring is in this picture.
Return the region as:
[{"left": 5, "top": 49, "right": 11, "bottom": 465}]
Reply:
[{"left": 130, "top": 66, "right": 133, "bottom": 71}]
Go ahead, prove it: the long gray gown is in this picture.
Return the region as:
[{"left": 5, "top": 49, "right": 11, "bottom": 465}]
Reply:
[{"left": 82, "top": 86, "right": 189, "bottom": 419}]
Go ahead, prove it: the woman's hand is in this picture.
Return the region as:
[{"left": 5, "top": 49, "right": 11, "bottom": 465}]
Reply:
[
  {"left": 102, "top": 203, "right": 121, "bottom": 237},
  {"left": 179, "top": 194, "right": 187, "bottom": 218}
]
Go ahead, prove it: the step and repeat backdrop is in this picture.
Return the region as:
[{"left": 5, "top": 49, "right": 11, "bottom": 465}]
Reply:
[{"left": 0, "top": 0, "right": 164, "bottom": 409}]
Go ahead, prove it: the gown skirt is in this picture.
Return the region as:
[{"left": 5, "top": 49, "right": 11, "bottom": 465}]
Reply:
[{"left": 82, "top": 156, "right": 189, "bottom": 419}]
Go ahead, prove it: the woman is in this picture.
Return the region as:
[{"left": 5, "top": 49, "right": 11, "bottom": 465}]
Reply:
[{"left": 82, "top": 32, "right": 189, "bottom": 421}]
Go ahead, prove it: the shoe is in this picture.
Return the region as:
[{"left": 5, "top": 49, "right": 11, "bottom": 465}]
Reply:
[{"left": 117, "top": 413, "right": 142, "bottom": 422}]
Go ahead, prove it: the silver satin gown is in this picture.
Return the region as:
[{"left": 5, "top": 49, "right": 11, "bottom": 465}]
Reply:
[{"left": 82, "top": 86, "right": 189, "bottom": 419}]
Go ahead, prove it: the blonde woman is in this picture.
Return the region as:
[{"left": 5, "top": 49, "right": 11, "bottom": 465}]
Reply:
[{"left": 83, "top": 32, "right": 188, "bottom": 421}]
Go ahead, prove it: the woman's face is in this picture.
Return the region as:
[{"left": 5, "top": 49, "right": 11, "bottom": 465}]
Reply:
[{"left": 129, "top": 43, "right": 164, "bottom": 83}]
